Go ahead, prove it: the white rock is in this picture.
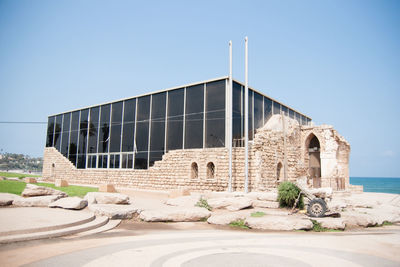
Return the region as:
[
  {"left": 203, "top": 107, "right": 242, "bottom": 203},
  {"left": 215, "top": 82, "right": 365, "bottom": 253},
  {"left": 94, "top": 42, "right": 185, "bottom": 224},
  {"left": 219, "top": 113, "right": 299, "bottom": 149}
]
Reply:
[
  {"left": 48, "top": 197, "right": 88, "bottom": 210},
  {"left": 245, "top": 216, "right": 313, "bottom": 231},
  {"left": 13, "top": 195, "right": 61, "bottom": 207},
  {"left": 0, "top": 193, "right": 22, "bottom": 206},
  {"left": 252, "top": 200, "right": 279, "bottom": 209},
  {"left": 208, "top": 197, "right": 253, "bottom": 211},
  {"left": 139, "top": 206, "right": 211, "bottom": 222},
  {"left": 84, "top": 192, "right": 130, "bottom": 205},
  {"left": 165, "top": 195, "right": 201, "bottom": 207},
  {"left": 315, "top": 218, "right": 346, "bottom": 230},
  {"left": 89, "top": 204, "right": 139, "bottom": 219},
  {"left": 341, "top": 211, "right": 378, "bottom": 227},
  {"left": 327, "top": 199, "right": 347, "bottom": 211},
  {"left": 309, "top": 188, "right": 333, "bottom": 199},
  {"left": 247, "top": 192, "right": 278, "bottom": 202},
  {"left": 21, "top": 184, "right": 68, "bottom": 197},
  {"left": 207, "top": 212, "right": 247, "bottom": 225}
]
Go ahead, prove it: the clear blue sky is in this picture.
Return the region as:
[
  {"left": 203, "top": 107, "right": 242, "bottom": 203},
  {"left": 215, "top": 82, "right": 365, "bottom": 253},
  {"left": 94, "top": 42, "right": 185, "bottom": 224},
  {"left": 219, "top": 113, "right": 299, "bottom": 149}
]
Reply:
[{"left": 0, "top": 0, "right": 399, "bottom": 177}]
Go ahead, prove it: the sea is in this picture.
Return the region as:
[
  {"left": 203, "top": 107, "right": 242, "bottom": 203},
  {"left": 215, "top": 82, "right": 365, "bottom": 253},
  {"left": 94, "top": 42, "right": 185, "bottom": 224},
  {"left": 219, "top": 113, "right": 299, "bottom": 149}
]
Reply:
[{"left": 350, "top": 177, "right": 400, "bottom": 195}]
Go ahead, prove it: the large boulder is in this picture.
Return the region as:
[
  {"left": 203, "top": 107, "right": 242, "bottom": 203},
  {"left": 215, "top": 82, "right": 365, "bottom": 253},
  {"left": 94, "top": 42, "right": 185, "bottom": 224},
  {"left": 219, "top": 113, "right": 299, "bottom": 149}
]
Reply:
[
  {"left": 247, "top": 192, "right": 278, "bottom": 202},
  {"left": 245, "top": 216, "right": 313, "bottom": 231},
  {"left": 165, "top": 195, "right": 201, "bottom": 207},
  {"left": 341, "top": 211, "right": 378, "bottom": 227},
  {"left": 207, "top": 212, "right": 247, "bottom": 225},
  {"left": 49, "top": 197, "right": 88, "bottom": 210},
  {"left": 13, "top": 195, "right": 61, "bottom": 207},
  {"left": 84, "top": 192, "right": 130, "bottom": 205},
  {"left": 327, "top": 199, "right": 347, "bottom": 211},
  {"left": 315, "top": 218, "right": 346, "bottom": 230},
  {"left": 89, "top": 204, "right": 139, "bottom": 219},
  {"left": 0, "top": 193, "right": 22, "bottom": 206},
  {"left": 139, "top": 206, "right": 211, "bottom": 222},
  {"left": 207, "top": 197, "right": 253, "bottom": 211},
  {"left": 252, "top": 200, "right": 279, "bottom": 209},
  {"left": 21, "top": 184, "right": 68, "bottom": 198}
]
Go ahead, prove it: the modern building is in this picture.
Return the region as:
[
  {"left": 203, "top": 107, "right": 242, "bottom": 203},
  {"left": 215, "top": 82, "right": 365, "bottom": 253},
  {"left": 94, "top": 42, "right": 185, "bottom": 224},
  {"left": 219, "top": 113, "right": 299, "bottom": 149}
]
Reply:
[{"left": 43, "top": 77, "right": 350, "bottom": 192}]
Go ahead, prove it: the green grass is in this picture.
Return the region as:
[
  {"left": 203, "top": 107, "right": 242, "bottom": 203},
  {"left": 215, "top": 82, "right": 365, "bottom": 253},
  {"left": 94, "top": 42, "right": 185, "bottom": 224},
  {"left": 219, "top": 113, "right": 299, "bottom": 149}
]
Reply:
[
  {"left": 0, "top": 180, "right": 98, "bottom": 197},
  {"left": 0, "top": 172, "right": 40, "bottom": 179},
  {"left": 229, "top": 219, "right": 250, "bottom": 229},
  {"left": 251, "top": 211, "right": 266, "bottom": 217},
  {"left": 382, "top": 221, "right": 394, "bottom": 226},
  {"left": 310, "top": 220, "right": 344, "bottom": 232}
]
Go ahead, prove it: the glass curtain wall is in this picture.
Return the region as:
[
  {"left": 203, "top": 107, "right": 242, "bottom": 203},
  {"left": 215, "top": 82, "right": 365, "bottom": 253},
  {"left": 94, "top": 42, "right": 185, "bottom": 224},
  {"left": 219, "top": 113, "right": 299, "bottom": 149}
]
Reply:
[{"left": 45, "top": 78, "right": 310, "bottom": 169}]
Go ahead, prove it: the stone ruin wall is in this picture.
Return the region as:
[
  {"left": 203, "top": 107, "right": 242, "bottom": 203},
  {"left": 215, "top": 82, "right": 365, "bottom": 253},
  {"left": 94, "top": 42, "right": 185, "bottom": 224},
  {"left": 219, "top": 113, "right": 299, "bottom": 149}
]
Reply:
[{"left": 42, "top": 116, "right": 350, "bottom": 192}]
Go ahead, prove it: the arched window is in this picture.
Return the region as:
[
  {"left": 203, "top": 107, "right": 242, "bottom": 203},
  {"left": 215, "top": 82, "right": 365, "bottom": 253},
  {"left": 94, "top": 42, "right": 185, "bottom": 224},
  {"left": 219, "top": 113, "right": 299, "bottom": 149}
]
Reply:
[
  {"left": 191, "top": 162, "right": 198, "bottom": 179},
  {"left": 207, "top": 162, "right": 215, "bottom": 179},
  {"left": 277, "top": 162, "right": 282, "bottom": 181}
]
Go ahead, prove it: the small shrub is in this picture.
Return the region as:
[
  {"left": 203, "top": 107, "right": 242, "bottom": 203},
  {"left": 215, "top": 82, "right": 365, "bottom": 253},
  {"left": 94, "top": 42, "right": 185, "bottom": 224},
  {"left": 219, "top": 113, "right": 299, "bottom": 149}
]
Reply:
[
  {"left": 251, "top": 211, "right": 266, "bottom": 217},
  {"left": 310, "top": 220, "right": 343, "bottom": 232},
  {"left": 382, "top": 221, "right": 393, "bottom": 226},
  {"left": 229, "top": 219, "right": 249, "bottom": 229},
  {"left": 277, "top": 181, "right": 304, "bottom": 209},
  {"left": 195, "top": 198, "right": 212, "bottom": 211}
]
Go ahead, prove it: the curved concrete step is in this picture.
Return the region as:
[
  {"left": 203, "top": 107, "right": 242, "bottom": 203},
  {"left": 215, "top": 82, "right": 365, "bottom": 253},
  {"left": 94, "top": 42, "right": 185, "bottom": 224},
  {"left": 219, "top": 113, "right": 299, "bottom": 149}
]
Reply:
[
  {"left": 0, "top": 213, "right": 95, "bottom": 237},
  {"left": 0, "top": 216, "right": 109, "bottom": 244},
  {"left": 64, "top": 219, "right": 122, "bottom": 238}
]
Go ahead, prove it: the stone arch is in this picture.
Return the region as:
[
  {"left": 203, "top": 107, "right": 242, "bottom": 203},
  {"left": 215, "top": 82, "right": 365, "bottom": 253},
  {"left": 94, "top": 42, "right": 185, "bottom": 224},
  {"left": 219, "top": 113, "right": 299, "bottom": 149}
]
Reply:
[
  {"left": 305, "top": 133, "right": 321, "bottom": 188},
  {"left": 207, "top": 162, "right": 215, "bottom": 179},
  {"left": 190, "top": 162, "right": 198, "bottom": 179}
]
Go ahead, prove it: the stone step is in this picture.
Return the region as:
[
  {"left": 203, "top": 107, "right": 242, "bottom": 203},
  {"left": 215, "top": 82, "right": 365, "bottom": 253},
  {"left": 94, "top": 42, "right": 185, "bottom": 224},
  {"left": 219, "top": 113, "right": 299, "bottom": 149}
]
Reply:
[
  {"left": 64, "top": 219, "right": 121, "bottom": 238},
  {"left": 0, "top": 216, "right": 109, "bottom": 244},
  {"left": 0, "top": 213, "right": 95, "bottom": 237}
]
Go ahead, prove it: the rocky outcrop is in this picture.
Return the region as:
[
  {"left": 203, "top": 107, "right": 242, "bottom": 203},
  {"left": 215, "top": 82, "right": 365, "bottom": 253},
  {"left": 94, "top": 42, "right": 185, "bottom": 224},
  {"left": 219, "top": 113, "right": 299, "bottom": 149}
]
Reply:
[
  {"left": 21, "top": 184, "right": 67, "bottom": 198},
  {"left": 48, "top": 197, "right": 88, "bottom": 210},
  {"left": 207, "top": 197, "right": 253, "bottom": 211},
  {"left": 245, "top": 216, "right": 313, "bottom": 231},
  {"left": 0, "top": 193, "right": 22, "bottom": 206},
  {"left": 207, "top": 212, "right": 247, "bottom": 225},
  {"left": 247, "top": 192, "right": 278, "bottom": 202},
  {"left": 139, "top": 207, "right": 211, "bottom": 222},
  {"left": 84, "top": 192, "right": 130, "bottom": 205},
  {"left": 165, "top": 195, "right": 201, "bottom": 207},
  {"left": 252, "top": 200, "right": 279, "bottom": 209},
  {"left": 13, "top": 195, "right": 61, "bottom": 207},
  {"left": 315, "top": 218, "right": 346, "bottom": 230},
  {"left": 88, "top": 204, "right": 139, "bottom": 219}
]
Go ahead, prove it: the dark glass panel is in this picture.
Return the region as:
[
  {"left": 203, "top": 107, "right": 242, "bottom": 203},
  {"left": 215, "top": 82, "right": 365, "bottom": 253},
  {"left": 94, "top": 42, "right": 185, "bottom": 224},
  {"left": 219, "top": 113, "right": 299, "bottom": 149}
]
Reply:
[
  {"left": 110, "top": 102, "right": 123, "bottom": 152},
  {"left": 121, "top": 154, "right": 127, "bottom": 169},
  {"left": 122, "top": 99, "right": 136, "bottom": 152},
  {"left": 54, "top": 115, "right": 63, "bottom": 151},
  {"left": 185, "top": 84, "right": 204, "bottom": 149},
  {"left": 296, "top": 113, "right": 301, "bottom": 124},
  {"left": 135, "top": 96, "right": 150, "bottom": 153},
  {"left": 78, "top": 109, "right": 89, "bottom": 155},
  {"left": 205, "top": 80, "right": 225, "bottom": 148},
  {"left": 46, "top": 117, "right": 55, "bottom": 147},
  {"left": 282, "top": 105, "right": 288, "bottom": 116},
  {"left": 128, "top": 154, "right": 133, "bottom": 168},
  {"left": 88, "top": 155, "right": 96, "bottom": 168},
  {"left": 301, "top": 115, "right": 307, "bottom": 125},
  {"left": 248, "top": 90, "right": 253, "bottom": 141},
  {"left": 134, "top": 152, "right": 148, "bottom": 169},
  {"left": 150, "top": 92, "right": 166, "bottom": 166},
  {"left": 264, "top": 97, "right": 272, "bottom": 124},
  {"left": 109, "top": 155, "right": 115, "bottom": 168},
  {"left": 61, "top": 113, "right": 71, "bottom": 157},
  {"left": 68, "top": 111, "right": 80, "bottom": 166},
  {"left": 232, "top": 82, "right": 242, "bottom": 144},
  {"left": 273, "top": 101, "right": 281, "bottom": 115},
  {"left": 166, "top": 89, "right": 184, "bottom": 151},
  {"left": 114, "top": 154, "right": 120, "bottom": 168},
  {"left": 77, "top": 155, "right": 86, "bottom": 169},
  {"left": 88, "top": 107, "right": 99, "bottom": 153},
  {"left": 254, "top": 92, "right": 263, "bottom": 131},
  {"left": 98, "top": 155, "right": 103, "bottom": 168},
  {"left": 289, "top": 109, "right": 295, "bottom": 119},
  {"left": 98, "top": 104, "right": 110, "bottom": 153}
]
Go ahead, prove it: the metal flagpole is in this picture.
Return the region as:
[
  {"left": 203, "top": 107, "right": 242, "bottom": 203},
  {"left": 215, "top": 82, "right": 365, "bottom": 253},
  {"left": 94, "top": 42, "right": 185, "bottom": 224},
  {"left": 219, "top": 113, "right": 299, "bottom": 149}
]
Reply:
[
  {"left": 228, "top": 41, "right": 233, "bottom": 192},
  {"left": 244, "top": 36, "right": 249, "bottom": 194}
]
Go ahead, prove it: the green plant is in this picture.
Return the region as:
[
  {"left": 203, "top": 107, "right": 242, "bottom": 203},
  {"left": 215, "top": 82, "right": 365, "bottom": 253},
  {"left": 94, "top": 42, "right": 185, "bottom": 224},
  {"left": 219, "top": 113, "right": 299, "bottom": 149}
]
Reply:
[
  {"left": 310, "top": 220, "right": 343, "bottom": 232},
  {"left": 229, "top": 219, "right": 249, "bottom": 229},
  {"left": 277, "top": 181, "right": 304, "bottom": 209},
  {"left": 251, "top": 211, "right": 266, "bottom": 217},
  {"left": 382, "top": 221, "right": 393, "bottom": 226},
  {"left": 195, "top": 198, "right": 212, "bottom": 211}
]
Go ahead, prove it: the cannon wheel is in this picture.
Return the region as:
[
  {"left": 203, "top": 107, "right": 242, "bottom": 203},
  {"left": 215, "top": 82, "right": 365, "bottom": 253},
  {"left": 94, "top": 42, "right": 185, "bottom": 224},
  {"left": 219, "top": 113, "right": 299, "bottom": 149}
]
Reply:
[{"left": 307, "top": 198, "right": 327, "bottom": 218}]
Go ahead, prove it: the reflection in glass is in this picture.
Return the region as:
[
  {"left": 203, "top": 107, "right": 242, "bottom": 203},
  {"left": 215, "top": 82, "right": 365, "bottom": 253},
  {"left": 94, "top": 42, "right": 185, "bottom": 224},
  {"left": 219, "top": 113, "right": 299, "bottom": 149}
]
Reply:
[
  {"left": 273, "top": 101, "right": 281, "bottom": 115},
  {"left": 185, "top": 84, "right": 204, "bottom": 149},
  {"left": 166, "top": 89, "right": 184, "bottom": 151},
  {"left": 149, "top": 93, "right": 166, "bottom": 166},
  {"left": 122, "top": 99, "right": 136, "bottom": 152},
  {"left": 264, "top": 97, "right": 272, "bottom": 124},
  {"left": 205, "top": 80, "right": 225, "bottom": 148},
  {"left": 248, "top": 90, "right": 253, "bottom": 140},
  {"left": 46, "top": 116, "right": 55, "bottom": 147},
  {"left": 232, "top": 82, "right": 242, "bottom": 146},
  {"left": 135, "top": 96, "right": 150, "bottom": 169},
  {"left": 254, "top": 92, "right": 263, "bottom": 131},
  {"left": 110, "top": 102, "right": 123, "bottom": 152},
  {"left": 61, "top": 113, "right": 71, "bottom": 157},
  {"left": 88, "top": 107, "right": 99, "bottom": 153},
  {"left": 54, "top": 115, "right": 63, "bottom": 151},
  {"left": 98, "top": 105, "right": 110, "bottom": 153}
]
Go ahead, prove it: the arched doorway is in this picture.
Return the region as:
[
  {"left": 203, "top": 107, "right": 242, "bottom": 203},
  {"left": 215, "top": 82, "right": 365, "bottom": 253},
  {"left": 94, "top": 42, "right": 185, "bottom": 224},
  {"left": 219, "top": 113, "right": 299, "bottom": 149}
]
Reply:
[
  {"left": 308, "top": 135, "right": 321, "bottom": 188},
  {"left": 276, "top": 162, "right": 283, "bottom": 182}
]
